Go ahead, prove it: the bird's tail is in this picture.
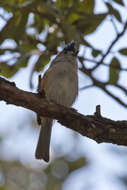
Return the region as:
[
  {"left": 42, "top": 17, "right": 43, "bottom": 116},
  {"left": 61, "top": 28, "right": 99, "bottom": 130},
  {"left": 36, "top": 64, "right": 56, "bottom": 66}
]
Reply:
[{"left": 35, "top": 118, "right": 52, "bottom": 162}]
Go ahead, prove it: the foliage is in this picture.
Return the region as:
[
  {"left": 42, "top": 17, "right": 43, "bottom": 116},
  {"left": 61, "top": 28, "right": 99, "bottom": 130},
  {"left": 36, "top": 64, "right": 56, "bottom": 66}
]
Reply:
[
  {"left": 0, "top": 0, "right": 127, "bottom": 107},
  {"left": 0, "top": 157, "right": 86, "bottom": 190}
]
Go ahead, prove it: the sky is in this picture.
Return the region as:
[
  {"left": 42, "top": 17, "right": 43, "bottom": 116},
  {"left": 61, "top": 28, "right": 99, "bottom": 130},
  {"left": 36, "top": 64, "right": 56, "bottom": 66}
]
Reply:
[{"left": 0, "top": 0, "right": 127, "bottom": 190}]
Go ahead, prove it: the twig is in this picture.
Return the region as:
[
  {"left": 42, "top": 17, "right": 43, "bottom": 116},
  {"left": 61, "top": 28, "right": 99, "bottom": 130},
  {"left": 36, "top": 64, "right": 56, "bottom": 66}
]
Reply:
[
  {"left": 78, "top": 56, "right": 127, "bottom": 72},
  {"left": 80, "top": 84, "right": 93, "bottom": 90},
  {"left": 93, "top": 79, "right": 127, "bottom": 108},
  {"left": 101, "top": 86, "right": 127, "bottom": 107},
  {"left": 94, "top": 105, "right": 101, "bottom": 118},
  {"left": 0, "top": 14, "right": 7, "bottom": 22},
  {"left": 80, "top": 67, "right": 127, "bottom": 108},
  {"left": 110, "top": 15, "right": 119, "bottom": 35},
  {"left": 34, "top": 7, "right": 57, "bottom": 23},
  {"left": 115, "top": 84, "right": 127, "bottom": 95},
  {"left": 92, "top": 20, "right": 127, "bottom": 71}
]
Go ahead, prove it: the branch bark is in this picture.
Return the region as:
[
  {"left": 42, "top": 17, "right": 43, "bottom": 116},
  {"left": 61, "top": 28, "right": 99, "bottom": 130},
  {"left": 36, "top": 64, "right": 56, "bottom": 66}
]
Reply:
[{"left": 0, "top": 77, "right": 127, "bottom": 146}]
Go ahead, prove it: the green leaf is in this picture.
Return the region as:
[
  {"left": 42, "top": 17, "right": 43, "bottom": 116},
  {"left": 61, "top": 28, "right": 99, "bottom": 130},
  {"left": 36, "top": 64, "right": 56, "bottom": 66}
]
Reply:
[
  {"left": 113, "top": 0, "right": 124, "bottom": 6},
  {"left": 35, "top": 54, "right": 50, "bottom": 72},
  {"left": 55, "top": 0, "right": 78, "bottom": 10},
  {"left": 0, "top": 55, "right": 29, "bottom": 78},
  {"left": 68, "top": 13, "right": 81, "bottom": 23},
  {"left": 39, "top": 2, "right": 58, "bottom": 23},
  {"left": 74, "top": 13, "right": 107, "bottom": 35},
  {"left": 0, "top": 63, "right": 18, "bottom": 78},
  {"left": 78, "top": 0, "right": 95, "bottom": 13},
  {"left": 55, "top": 0, "right": 68, "bottom": 9},
  {"left": 106, "top": 2, "right": 121, "bottom": 22},
  {"left": 14, "top": 11, "right": 28, "bottom": 41},
  {"left": 21, "top": 39, "right": 37, "bottom": 53},
  {"left": 119, "top": 48, "right": 127, "bottom": 55},
  {"left": 92, "top": 49, "right": 101, "bottom": 57},
  {"left": 69, "top": 157, "right": 86, "bottom": 172},
  {"left": 0, "top": 11, "right": 28, "bottom": 44},
  {"left": 34, "top": 14, "right": 48, "bottom": 33},
  {"left": 109, "top": 57, "right": 121, "bottom": 85},
  {"left": 0, "top": 16, "right": 15, "bottom": 44},
  {"left": 29, "top": 54, "right": 50, "bottom": 88},
  {"left": 67, "top": 0, "right": 95, "bottom": 23},
  {"left": 17, "top": 56, "right": 30, "bottom": 68}
]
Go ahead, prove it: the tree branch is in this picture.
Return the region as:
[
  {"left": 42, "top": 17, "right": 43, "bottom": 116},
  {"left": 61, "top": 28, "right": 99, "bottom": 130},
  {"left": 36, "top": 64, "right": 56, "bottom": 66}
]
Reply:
[{"left": 0, "top": 77, "right": 127, "bottom": 146}]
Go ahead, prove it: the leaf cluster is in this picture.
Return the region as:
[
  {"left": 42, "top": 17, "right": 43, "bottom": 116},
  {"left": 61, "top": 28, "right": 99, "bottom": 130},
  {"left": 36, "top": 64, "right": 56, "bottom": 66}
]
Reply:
[{"left": 0, "top": 0, "right": 127, "bottom": 107}]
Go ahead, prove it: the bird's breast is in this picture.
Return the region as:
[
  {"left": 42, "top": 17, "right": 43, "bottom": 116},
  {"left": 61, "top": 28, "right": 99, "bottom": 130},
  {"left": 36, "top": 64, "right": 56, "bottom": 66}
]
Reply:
[{"left": 44, "top": 65, "right": 78, "bottom": 106}]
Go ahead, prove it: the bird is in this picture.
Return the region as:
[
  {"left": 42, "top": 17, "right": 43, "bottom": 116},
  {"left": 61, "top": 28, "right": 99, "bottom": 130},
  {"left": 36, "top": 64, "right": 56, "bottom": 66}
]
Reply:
[{"left": 35, "top": 41, "right": 78, "bottom": 162}]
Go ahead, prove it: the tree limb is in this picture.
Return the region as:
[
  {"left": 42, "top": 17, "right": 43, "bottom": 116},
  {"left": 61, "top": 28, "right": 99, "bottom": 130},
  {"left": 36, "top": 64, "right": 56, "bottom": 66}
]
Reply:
[{"left": 0, "top": 77, "right": 127, "bottom": 146}]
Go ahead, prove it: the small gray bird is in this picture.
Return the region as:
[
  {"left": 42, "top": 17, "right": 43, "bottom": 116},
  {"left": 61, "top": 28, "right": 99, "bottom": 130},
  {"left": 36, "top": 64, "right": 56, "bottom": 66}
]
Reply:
[{"left": 35, "top": 41, "right": 78, "bottom": 162}]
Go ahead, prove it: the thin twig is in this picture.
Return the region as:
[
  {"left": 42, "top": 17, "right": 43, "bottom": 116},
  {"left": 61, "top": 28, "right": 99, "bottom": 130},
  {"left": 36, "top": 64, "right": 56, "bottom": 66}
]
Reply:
[
  {"left": 115, "top": 84, "right": 127, "bottom": 95},
  {"left": 102, "top": 86, "right": 127, "bottom": 107},
  {"left": 78, "top": 56, "right": 127, "bottom": 72},
  {"left": 93, "top": 81, "right": 127, "bottom": 108},
  {"left": 80, "top": 84, "right": 94, "bottom": 90},
  {"left": 110, "top": 15, "right": 119, "bottom": 35},
  {"left": 80, "top": 67, "right": 127, "bottom": 108},
  {"left": 0, "top": 14, "right": 7, "bottom": 22},
  {"left": 94, "top": 105, "right": 101, "bottom": 118},
  {"left": 93, "top": 81, "right": 127, "bottom": 107},
  {"left": 92, "top": 20, "right": 127, "bottom": 71}
]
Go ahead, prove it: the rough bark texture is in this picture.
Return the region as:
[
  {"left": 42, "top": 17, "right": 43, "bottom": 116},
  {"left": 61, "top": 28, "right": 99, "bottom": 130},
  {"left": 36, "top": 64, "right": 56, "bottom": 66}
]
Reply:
[{"left": 0, "top": 76, "right": 127, "bottom": 146}]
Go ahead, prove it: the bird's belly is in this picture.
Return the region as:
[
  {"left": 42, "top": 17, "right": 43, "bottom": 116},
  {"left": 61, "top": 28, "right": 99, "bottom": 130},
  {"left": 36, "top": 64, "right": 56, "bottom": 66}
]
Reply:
[{"left": 45, "top": 72, "right": 78, "bottom": 107}]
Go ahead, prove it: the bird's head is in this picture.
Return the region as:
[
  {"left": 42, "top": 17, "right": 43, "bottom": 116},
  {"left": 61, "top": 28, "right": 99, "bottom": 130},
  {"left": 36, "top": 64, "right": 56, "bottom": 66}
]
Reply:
[{"left": 63, "top": 41, "right": 78, "bottom": 56}]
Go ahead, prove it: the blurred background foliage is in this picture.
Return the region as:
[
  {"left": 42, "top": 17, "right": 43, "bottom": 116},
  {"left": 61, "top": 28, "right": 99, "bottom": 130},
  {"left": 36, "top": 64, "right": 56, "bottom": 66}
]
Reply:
[
  {"left": 0, "top": 157, "right": 86, "bottom": 190},
  {"left": 0, "top": 0, "right": 127, "bottom": 189}
]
